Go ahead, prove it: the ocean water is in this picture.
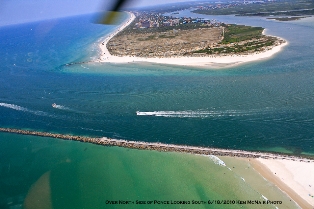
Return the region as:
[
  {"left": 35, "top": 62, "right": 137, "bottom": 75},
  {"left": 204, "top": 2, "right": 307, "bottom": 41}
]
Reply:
[
  {"left": 0, "top": 132, "right": 297, "bottom": 209},
  {"left": 0, "top": 10, "right": 313, "bottom": 208},
  {"left": 1, "top": 13, "right": 314, "bottom": 154}
]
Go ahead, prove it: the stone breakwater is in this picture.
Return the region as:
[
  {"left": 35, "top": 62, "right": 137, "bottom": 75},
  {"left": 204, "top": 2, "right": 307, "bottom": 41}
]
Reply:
[{"left": 1, "top": 128, "right": 313, "bottom": 162}]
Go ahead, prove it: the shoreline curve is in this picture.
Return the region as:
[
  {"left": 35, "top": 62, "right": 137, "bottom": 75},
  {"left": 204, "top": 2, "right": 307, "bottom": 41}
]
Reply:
[
  {"left": 1, "top": 127, "right": 313, "bottom": 207},
  {"left": 95, "top": 11, "right": 288, "bottom": 68}
]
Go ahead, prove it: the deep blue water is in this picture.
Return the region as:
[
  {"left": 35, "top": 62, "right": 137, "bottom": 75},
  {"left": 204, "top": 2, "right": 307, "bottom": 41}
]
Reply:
[
  {"left": 1, "top": 12, "right": 314, "bottom": 156},
  {"left": 0, "top": 10, "right": 314, "bottom": 209}
]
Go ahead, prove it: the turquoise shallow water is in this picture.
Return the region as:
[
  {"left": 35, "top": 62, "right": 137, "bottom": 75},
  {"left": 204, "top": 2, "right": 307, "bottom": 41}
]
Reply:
[
  {"left": 0, "top": 13, "right": 314, "bottom": 154},
  {"left": 0, "top": 132, "right": 297, "bottom": 209},
  {"left": 0, "top": 11, "right": 313, "bottom": 208}
]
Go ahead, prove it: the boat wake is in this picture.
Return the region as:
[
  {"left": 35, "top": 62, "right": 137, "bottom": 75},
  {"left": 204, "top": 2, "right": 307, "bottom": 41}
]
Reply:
[
  {"left": 0, "top": 102, "right": 47, "bottom": 116},
  {"left": 136, "top": 109, "right": 266, "bottom": 118},
  {"left": 52, "top": 103, "right": 70, "bottom": 110}
]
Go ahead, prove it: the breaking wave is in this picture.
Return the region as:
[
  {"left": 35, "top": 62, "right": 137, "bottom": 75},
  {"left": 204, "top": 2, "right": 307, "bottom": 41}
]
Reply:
[
  {"left": 0, "top": 102, "right": 47, "bottom": 116},
  {"left": 261, "top": 195, "right": 268, "bottom": 201},
  {"left": 208, "top": 155, "right": 226, "bottom": 166}
]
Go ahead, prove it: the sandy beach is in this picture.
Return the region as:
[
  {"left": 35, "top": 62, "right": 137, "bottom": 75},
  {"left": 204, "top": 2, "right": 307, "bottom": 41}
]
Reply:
[
  {"left": 97, "top": 12, "right": 136, "bottom": 62},
  {"left": 97, "top": 11, "right": 288, "bottom": 68},
  {"left": 1, "top": 127, "right": 313, "bottom": 208},
  {"left": 251, "top": 158, "right": 314, "bottom": 208},
  {"left": 94, "top": 12, "right": 314, "bottom": 207}
]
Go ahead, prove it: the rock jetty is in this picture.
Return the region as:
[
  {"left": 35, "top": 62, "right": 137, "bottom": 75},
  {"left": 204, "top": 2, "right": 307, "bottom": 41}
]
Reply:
[{"left": 0, "top": 127, "right": 313, "bottom": 162}]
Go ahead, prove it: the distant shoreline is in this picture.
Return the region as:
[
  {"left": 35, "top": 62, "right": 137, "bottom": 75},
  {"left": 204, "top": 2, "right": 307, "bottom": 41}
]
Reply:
[
  {"left": 267, "top": 16, "right": 309, "bottom": 21},
  {"left": 1, "top": 127, "right": 313, "bottom": 207},
  {"left": 96, "top": 11, "right": 288, "bottom": 68}
]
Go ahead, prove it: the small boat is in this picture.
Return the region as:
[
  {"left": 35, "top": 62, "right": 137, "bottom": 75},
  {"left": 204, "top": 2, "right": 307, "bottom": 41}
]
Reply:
[{"left": 52, "top": 103, "right": 57, "bottom": 108}]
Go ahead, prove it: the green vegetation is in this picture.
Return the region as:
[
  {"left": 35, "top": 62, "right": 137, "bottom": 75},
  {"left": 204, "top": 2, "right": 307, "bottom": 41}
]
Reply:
[
  {"left": 136, "top": 1, "right": 195, "bottom": 13},
  {"left": 158, "top": 34, "right": 176, "bottom": 38},
  {"left": 221, "top": 24, "right": 264, "bottom": 44},
  {"left": 192, "top": 0, "right": 314, "bottom": 16},
  {"left": 194, "top": 39, "right": 275, "bottom": 55},
  {"left": 241, "top": 9, "right": 314, "bottom": 17},
  {"left": 193, "top": 24, "right": 278, "bottom": 55},
  {"left": 267, "top": 16, "right": 307, "bottom": 21},
  {"left": 134, "top": 0, "right": 314, "bottom": 17},
  {"left": 137, "top": 35, "right": 156, "bottom": 41}
]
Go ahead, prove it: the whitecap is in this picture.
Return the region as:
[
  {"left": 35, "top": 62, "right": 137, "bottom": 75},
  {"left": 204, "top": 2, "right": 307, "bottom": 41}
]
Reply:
[{"left": 208, "top": 155, "right": 226, "bottom": 166}]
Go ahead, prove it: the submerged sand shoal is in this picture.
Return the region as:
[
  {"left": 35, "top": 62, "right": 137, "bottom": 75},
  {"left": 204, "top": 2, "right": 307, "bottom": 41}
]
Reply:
[
  {"left": 96, "top": 11, "right": 288, "bottom": 68},
  {"left": 1, "top": 127, "right": 313, "bottom": 208}
]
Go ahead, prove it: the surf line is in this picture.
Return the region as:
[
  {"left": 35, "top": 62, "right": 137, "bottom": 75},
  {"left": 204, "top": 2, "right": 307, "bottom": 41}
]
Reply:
[{"left": 0, "top": 127, "right": 313, "bottom": 162}]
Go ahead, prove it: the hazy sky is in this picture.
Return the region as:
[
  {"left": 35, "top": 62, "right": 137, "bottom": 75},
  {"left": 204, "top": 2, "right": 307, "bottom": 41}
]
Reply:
[{"left": 0, "top": 0, "right": 194, "bottom": 26}]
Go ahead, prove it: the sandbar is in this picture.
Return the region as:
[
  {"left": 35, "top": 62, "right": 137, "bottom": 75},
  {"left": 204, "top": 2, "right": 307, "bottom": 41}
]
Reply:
[{"left": 96, "top": 11, "right": 288, "bottom": 68}]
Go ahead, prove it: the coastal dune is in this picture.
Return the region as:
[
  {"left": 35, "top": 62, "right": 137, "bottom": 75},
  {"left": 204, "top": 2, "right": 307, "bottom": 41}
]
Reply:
[{"left": 97, "top": 12, "right": 288, "bottom": 68}]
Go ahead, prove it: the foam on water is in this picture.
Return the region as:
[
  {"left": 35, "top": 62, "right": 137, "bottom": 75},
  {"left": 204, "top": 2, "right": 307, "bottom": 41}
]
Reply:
[
  {"left": 0, "top": 102, "right": 47, "bottom": 116},
  {"left": 80, "top": 64, "right": 89, "bottom": 70},
  {"left": 208, "top": 155, "right": 226, "bottom": 166},
  {"left": 136, "top": 109, "right": 272, "bottom": 118},
  {"left": 262, "top": 195, "right": 268, "bottom": 201},
  {"left": 52, "top": 104, "right": 70, "bottom": 110},
  {"left": 0, "top": 103, "right": 28, "bottom": 112}
]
